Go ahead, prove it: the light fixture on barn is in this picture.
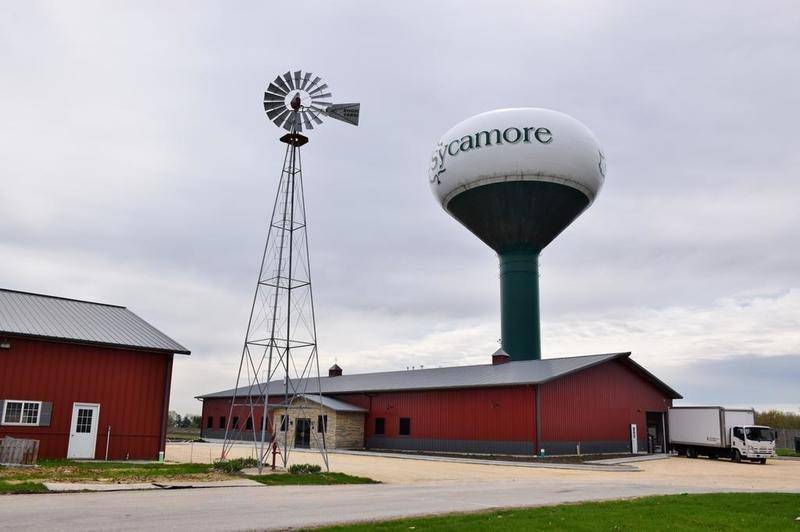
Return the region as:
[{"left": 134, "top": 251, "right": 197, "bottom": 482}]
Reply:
[{"left": 221, "top": 70, "right": 360, "bottom": 473}]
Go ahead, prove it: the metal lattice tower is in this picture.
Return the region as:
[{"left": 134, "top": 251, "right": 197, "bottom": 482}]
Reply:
[{"left": 222, "top": 70, "right": 359, "bottom": 473}]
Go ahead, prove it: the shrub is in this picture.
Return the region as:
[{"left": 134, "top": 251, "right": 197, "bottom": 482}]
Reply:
[
  {"left": 213, "top": 457, "right": 259, "bottom": 473},
  {"left": 288, "top": 463, "right": 322, "bottom": 475}
]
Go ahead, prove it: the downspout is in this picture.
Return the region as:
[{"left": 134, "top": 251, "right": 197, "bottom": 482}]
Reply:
[
  {"left": 159, "top": 353, "right": 174, "bottom": 459},
  {"left": 365, "top": 394, "right": 372, "bottom": 448}
]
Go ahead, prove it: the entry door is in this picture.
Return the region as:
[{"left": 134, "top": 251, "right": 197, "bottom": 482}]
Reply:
[
  {"left": 67, "top": 403, "right": 100, "bottom": 459},
  {"left": 294, "top": 418, "right": 311, "bottom": 448}
]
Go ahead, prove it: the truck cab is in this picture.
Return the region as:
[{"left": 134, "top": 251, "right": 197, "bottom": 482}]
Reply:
[{"left": 730, "top": 425, "right": 775, "bottom": 463}]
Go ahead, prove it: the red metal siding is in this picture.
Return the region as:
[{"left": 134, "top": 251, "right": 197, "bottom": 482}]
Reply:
[
  {"left": 338, "top": 387, "right": 535, "bottom": 442},
  {"left": 540, "top": 359, "right": 672, "bottom": 444},
  {"left": 0, "top": 336, "right": 171, "bottom": 459},
  {"left": 202, "top": 387, "right": 535, "bottom": 444},
  {"left": 201, "top": 397, "right": 282, "bottom": 437}
]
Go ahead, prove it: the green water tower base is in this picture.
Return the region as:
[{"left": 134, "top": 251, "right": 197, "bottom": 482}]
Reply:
[{"left": 499, "top": 248, "right": 541, "bottom": 361}]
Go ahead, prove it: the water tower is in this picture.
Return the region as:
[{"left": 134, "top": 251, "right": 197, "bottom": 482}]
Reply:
[{"left": 429, "top": 108, "right": 605, "bottom": 361}]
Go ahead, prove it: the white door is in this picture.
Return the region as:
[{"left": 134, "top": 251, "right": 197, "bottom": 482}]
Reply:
[
  {"left": 67, "top": 403, "right": 100, "bottom": 459},
  {"left": 630, "top": 423, "right": 639, "bottom": 454}
]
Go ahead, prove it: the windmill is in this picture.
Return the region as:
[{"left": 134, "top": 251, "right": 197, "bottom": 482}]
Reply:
[{"left": 222, "top": 70, "right": 359, "bottom": 473}]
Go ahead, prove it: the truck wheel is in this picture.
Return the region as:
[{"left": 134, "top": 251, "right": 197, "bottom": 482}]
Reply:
[
  {"left": 732, "top": 449, "right": 741, "bottom": 463},
  {"left": 686, "top": 448, "right": 696, "bottom": 458},
  {"left": 759, "top": 458, "right": 767, "bottom": 465}
]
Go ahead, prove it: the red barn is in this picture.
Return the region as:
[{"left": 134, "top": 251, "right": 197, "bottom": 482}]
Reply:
[
  {"left": 198, "top": 351, "right": 681, "bottom": 455},
  {"left": 0, "top": 289, "right": 189, "bottom": 460}
]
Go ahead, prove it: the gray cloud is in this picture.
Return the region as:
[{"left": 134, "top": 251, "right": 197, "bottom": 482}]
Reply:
[{"left": 1, "top": 1, "right": 798, "bottom": 413}]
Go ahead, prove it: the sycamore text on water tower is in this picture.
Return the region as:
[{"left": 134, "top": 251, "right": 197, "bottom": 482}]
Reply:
[{"left": 429, "top": 125, "right": 554, "bottom": 184}]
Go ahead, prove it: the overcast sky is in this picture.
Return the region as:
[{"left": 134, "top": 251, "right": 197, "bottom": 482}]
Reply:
[{"left": 1, "top": 1, "right": 798, "bottom": 414}]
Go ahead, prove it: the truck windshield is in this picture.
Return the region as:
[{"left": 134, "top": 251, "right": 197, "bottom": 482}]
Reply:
[{"left": 745, "top": 427, "right": 773, "bottom": 442}]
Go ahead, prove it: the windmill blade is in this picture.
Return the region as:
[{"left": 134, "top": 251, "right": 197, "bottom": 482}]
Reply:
[
  {"left": 311, "top": 92, "right": 332, "bottom": 100},
  {"left": 267, "top": 82, "right": 288, "bottom": 96},
  {"left": 300, "top": 72, "right": 311, "bottom": 90},
  {"left": 324, "top": 103, "right": 360, "bottom": 126},
  {"left": 311, "top": 102, "right": 332, "bottom": 110},
  {"left": 293, "top": 71, "right": 302, "bottom": 89},
  {"left": 267, "top": 106, "right": 289, "bottom": 121},
  {"left": 264, "top": 92, "right": 285, "bottom": 103},
  {"left": 308, "top": 109, "right": 323, "bottom": 125},
  {"left": 283, "top": 111, "right": 301, "bottom": 132},
  {"left": 309, "top": 83, "right": 328, "bottom": 96},
  {"left": 272, "top": 109, "right": 290, "bottom": 128},
  {"left": 282, "top": 71, "right": 295, "bottom": 90},
  {"left": 264, "top": 101, "right": 285, "bottom": 113},
  {"left": 301, "top": 111, "right": 313, "bottom": 131},
  {"left": 306, "top": 76, "right": 321, "bottom": 92},
  {"left": 273, "top": 75, "right": 290, "bottom": 94}
]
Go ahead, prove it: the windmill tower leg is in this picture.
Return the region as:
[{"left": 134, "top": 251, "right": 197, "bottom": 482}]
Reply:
[{"left": 223, "top": 126, "right": 329, "bottom": 473}]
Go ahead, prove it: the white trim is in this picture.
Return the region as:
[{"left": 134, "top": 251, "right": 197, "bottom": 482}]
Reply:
[{"left": 1, "top": 399, "right": 43, "bottom": 426}]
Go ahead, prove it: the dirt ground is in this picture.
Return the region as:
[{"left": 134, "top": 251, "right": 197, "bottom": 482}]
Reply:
[{"left": 166, "top": 442, "right": 800, "bottom": 491}]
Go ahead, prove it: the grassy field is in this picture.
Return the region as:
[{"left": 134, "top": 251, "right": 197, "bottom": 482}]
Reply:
[
  {"left": 166, "top": 428, "right": 202, "bottom": 441},
  {"left": 0, "top": 480, "right": 50, "bottom": 494},
  {"left": 777, "top": 448, "right": 800, "bottom": 457},
  {"left": 313, "top": 493, "right": 800, "bottom": 531},
  {"left": 0, "top": 459, "right": 376, "bottom": 494}
]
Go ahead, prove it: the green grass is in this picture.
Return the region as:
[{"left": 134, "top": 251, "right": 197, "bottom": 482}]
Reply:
[
  {"left": 249, "top": 472, "right": 378, "bottom": 486},
  {"left": 166, "top": 428, "right": 202, "bottom": 441},
  {"left": 0, "top": 480, "right": 49, "bottom": 494},
  {"left": 777, "top": 448, "right": 800, "bottom": 457},
  {"left": 0, "top": 460, "right": 215, "bottom": 483},
  {"left": 312, "top": 493, "right": 800, "bottom": 531}
]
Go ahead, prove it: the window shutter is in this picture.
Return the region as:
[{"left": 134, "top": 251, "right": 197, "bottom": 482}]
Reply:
[
  {"left": 38, "top": 402, "right": 53, "bottom": 426},
  {"left": 0, "top": 400, "right": 4, "bottom": 423}
]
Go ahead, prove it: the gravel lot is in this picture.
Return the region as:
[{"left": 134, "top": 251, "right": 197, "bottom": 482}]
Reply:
[{"left": 166, "top": 442, "right": 800, "bottom": 490}]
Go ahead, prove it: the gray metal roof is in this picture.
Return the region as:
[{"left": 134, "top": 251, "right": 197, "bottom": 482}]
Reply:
[
  {"left": 0, "top": 288, "right": 190, "bottom": 355},
  {"left": 197, "top": 352, "right": 680, "bottom": 399},
  {"left": 296, "top": 394, "right": 367, "bottom": 413}
]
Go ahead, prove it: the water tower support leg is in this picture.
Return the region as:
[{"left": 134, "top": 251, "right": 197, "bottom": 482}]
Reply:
[{"left": 499, "top": 249, "right": 541, "bottom": 360}]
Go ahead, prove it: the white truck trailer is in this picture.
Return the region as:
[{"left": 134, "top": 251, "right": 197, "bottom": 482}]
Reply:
[{"left": 668, "top": 407, "right": 775, "bottom": 463}]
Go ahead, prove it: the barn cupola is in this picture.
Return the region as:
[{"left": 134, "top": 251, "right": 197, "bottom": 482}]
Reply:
[
  {"left": 491, "top": 348, "right": 510, "bottom": 365},
  {"left": 328, "top": 363, "right": 343, "bottom": 377}
]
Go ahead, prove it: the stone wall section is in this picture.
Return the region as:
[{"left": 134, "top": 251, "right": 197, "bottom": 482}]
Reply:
[{"left": 271, "top": 398, "right": 365, "bottom": 450}]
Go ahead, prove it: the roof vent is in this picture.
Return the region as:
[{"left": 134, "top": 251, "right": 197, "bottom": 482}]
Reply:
[
  {"left": 492, "top": 348, "right": 510, "bottom": 365},
  {"left": 328, "top": 364, "right": 342, "bottom": 377}
]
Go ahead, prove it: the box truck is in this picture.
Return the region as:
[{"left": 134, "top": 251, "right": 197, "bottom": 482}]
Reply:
[{"left": 668, "top": 407, "right": 775, "bottom": 464}]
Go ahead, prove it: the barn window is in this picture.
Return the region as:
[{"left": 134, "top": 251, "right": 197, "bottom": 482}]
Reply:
[
  {"left": 245, "top": 417, "right": 253, "bottom": 430},
  {"left": 399, "top": 417, "right": 411, "bottom": 436},
  {"left": 317, "top": 415, "right": 328, "bottom": 433},
  {"left": 231, "top": 416, "right": 239, "bottom": 430},
  {"left": 219, "top": 416, "right": 226, "bottom": 429},
  {"left": 280, "top": 415, "right": 288, "bottom": 431},
  {"left": 1, "top": 400, "right": 41, "bottom": 426},
  {"left": 374, "top": 417, "right": 385, "bottom": 435},
  {"left": 206, "top": 416, "right": 213, "bottom": 429}
]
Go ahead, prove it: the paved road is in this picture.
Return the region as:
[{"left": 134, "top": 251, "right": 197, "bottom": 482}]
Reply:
[{"left": 0, "top": 478, "right": 788, "bottom": 531}]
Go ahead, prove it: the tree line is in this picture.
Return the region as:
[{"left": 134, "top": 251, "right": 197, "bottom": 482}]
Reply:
[
  {"left": 167, "top": 411, "right": 201, "bottom": 429},
  {"left": 756, "top": 410, "right": 800, "bottom": 429}
]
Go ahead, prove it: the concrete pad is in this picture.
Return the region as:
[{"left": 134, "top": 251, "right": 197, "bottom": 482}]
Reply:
[
  {"left": 589, "top": 454, "right": 672, "bottom": 465},
  {"left": 44, "top": 479, "right": 262, "bottom": 493},
  {"left": 44, "top": 482, "right": 157, "bottom": 492},
  {"left": 328, "top": 448, "right": 641, "bottom": 472}
]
